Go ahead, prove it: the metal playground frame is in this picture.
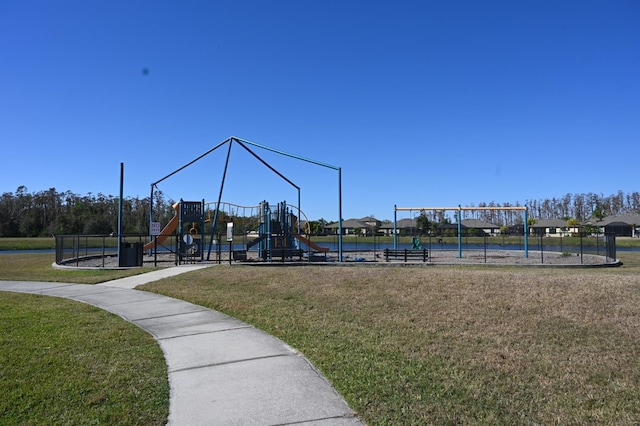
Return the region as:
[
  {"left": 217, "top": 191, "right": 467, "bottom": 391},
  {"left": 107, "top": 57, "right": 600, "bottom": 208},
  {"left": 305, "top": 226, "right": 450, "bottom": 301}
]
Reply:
[
  {"left": 394, "top": 205, "right": 530, "bottom": 258},
  {"left": 148, "top": 136, "right": 345, "bottom": 262}
]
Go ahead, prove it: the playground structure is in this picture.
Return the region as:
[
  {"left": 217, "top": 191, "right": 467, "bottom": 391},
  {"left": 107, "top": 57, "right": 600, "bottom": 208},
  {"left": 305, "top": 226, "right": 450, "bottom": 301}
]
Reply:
[
  {"left": 145, "top": 198, "right": 330, "bottom": 263},
  {"left": 54, "top": 199, "right": 619, "bottom": 267},
  {"left": 145, "top": 200, "right": 206, "bottom": 261},
  {"left": 52, "top": 137, "right": 621, "bottom": 268},
  {"left": 394, "top": 205, "right": 530, "bottom": 258},
  {"left": 245, "top": 201, "right": 329, "bottom": 261},
  {"left": 148, "top": 136, "right": 344, "bottom": 262},
  {"left": 143, "top": 202, "right": 180, "bottom": 251}
]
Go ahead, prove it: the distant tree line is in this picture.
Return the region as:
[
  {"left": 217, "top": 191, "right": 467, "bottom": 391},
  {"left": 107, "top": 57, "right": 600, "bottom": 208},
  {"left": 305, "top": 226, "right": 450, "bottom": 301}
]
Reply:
[
  {"left": 408, "top": 191, "right": 640, "bottom": 229},
  {"left": 0, "top": 186, "right": 176, "bottom": 237},
  {"left": 458, "top": 190, "right": 640, "bottom": 225},
  {"left": 2, "top": 186, "right": 639, "bottom": 237}
]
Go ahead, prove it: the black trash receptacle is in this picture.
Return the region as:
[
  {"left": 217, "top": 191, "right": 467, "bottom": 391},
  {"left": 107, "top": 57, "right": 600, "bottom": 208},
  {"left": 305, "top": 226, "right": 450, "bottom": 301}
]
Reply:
[
  {"left": 119, "top": 242, "right": 143, "bottom": 267},
  {"left": 132, "top": 242, "right": 143, "bottom": 266}
]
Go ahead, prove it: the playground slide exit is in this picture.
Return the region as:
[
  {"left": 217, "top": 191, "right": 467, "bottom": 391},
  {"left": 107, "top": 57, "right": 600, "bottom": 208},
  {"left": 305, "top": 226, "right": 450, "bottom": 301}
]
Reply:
[
  {"left": 144, "top": 202, "right": 180, "bottom": 251},
  {"left": 290, "top": 214, "right": 329, "bottom": 253},
  {"left": 292, "top": 232, "right": 330, "bottom": 253}
]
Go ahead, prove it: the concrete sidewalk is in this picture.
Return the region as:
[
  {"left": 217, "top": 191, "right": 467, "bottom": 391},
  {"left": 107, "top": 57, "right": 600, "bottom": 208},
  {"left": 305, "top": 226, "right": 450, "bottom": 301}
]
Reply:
[
  {"left": 96, "top": 264, "right": 212, "bottom": 289},
  {"left": 0, "top": 268, "right": 363, "bottom": 425}
]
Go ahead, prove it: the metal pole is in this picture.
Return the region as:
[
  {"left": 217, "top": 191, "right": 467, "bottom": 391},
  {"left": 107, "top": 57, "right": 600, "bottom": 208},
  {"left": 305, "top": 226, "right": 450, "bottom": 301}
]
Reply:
[
  {"left": 266, "top": 204, "right": 272, "bottom": 262},
  {"left": 207, "top": 140, "right": 233, "bottom": 260},
  {"left": 393, "top": 205, "right": 398, "bottom": 250},
  {"left": 178, "top": 199, "right": 183, "bottom": 266},
  {"left": 117, "top": 163, "right": 124, "bottom": 264},
  {"left": 338, "top": 167, "right": 343, "bottom": 262},
  {"left": 373, "top": 232, "right": 376, "bottom": 260},
  {"left": 151, "top": 138, "right": 230, "bottom": 187},
  {"left": 149, "top": 184, "right": 154, "bottom": 247},
  {"left": 524, "top": 207, "right": 529, "bottom": 258},
  {"left": 484, "top": 234, "right": 487, "bottom": 263},
  {"left": 297, "top": 189, "right": 301, "bottom": 235},
  {"left": 234, "top": 140, "right": 300, "bottom": 191},
  {"left": 457, "top": 207, "right": 462, "bottom": 258},
  {"left": 201, "top": 199, "right": 205, "bottom": 262}
]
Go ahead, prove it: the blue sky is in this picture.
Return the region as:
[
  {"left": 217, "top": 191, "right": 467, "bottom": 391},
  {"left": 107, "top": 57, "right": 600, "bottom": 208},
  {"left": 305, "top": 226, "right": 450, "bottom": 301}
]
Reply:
[{"left": 2, "top": 1, "right": 638, "bottom": 222}]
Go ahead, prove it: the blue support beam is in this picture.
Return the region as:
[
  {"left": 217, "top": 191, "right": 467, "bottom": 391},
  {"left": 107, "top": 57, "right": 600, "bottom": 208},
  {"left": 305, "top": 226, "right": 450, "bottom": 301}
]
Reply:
[
  {"left": 457, "top": 207, "right": 462, "bottom": 258},
  {"left": 393, "top": 205, "right": 398, "bottom": 250},
  {"left": 524, "top": 206, "right": 529, "bottom": 258}
]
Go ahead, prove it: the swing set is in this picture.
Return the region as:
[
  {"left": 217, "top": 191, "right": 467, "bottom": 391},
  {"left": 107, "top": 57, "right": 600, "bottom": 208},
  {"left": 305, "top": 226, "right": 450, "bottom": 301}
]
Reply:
[{"left": 393, "top": 205, "right": 530, "bottom": 258}]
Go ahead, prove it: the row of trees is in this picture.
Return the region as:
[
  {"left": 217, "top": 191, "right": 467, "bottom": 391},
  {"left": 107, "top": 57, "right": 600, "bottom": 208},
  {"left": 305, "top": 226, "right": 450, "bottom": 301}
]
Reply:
[
  {"left": 0, "top": 186, "right": 176, "bottom": 237},
  {"left": 452, "top": 191, "right": 640, "bottom": 226},
  {"left": 2, "top": 186, "right": 640, "bottom": 237},
  {"left": 0, "top": 185, "right": 324, "bottom": 238}
]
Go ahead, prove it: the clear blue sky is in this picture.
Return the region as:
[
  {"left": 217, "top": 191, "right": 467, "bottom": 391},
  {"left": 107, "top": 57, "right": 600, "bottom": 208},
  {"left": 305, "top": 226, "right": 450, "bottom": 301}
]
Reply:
[{"left": 2, "top": 1, "right": 638, "bottom": 222}]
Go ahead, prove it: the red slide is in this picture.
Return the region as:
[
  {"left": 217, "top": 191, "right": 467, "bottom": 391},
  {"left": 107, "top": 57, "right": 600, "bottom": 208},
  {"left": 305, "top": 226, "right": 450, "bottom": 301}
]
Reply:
[{"left": 144, "top": 202, "right": 180, "bottom": 251}]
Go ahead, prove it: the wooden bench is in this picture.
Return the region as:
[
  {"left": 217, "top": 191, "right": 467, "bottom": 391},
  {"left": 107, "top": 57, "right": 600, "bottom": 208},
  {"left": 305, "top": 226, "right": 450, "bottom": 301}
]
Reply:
[{"left": 384, "top": 248, "right": 429, "bottom": 262}]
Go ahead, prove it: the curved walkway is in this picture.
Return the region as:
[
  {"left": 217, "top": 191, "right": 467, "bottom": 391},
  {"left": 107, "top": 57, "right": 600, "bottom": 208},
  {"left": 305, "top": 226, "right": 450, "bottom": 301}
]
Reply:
[{"left": 0, "top": 266, "right": 363, "bottom": 425}]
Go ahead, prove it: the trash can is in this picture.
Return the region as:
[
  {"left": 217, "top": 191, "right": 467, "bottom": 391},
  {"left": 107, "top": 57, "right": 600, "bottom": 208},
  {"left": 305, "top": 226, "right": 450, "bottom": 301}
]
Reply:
[{"left": 119, "top": 242, "right": 143, "bottom": 267}]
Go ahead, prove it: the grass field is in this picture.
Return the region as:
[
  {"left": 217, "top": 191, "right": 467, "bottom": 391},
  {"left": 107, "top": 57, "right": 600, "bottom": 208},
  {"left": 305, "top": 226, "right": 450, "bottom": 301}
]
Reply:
[
  {"left": 0, "top": 292, "right": 169, "bottom": 425},
  {"left": 0, "top": 253, "right": 154, "bottom": 283},
  {"left": 140, "top": 252, "right": 640, "bottom": 424},
  {"left": 3, "top": 249, "right": 640, "bottom": 424},
  {"left": 0, "top": 253, "right": 169, "bottom": 425}
]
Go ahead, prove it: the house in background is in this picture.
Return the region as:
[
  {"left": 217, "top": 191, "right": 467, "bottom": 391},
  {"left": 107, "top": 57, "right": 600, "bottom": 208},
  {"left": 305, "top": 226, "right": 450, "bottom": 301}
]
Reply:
[
  {"left": 324, "top": 217, "right": 381, "bottom": 236},
  {"left": 442, "top": 219, "right": 500, "bottom": 236},
  {"left": 460, "top": 219, "right": 501, "bottom": 236},
  {"left": 529, "top": 215, "right": 640, "bottom": 237},
  {"left": 379, "top": 218, "right": 418, "bottom": 236},
  {"left": 591, "top": 215, "right": 640, "bottom": 237},
  {"left": 380, "top": 218, "right": 502, "bottom": 236},
  {"left": 529, "top": 219, "right": 572, "bottom": 237},
  {"left": 359, "top": 216, "right": 382, "bottom": 233},
  {"left": 323, "top": 214, "right": 640, "bottom": 238}
]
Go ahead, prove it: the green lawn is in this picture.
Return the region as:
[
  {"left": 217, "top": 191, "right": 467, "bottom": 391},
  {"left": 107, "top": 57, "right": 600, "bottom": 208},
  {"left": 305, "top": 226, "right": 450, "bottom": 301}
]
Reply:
[
  {"left": 141, "top": 252, "right": 640, "bottom": 425},
  {"left": 0, "top": 253, "right": 155, "bottom": 283},
  {"left": 0, "top": 293, "right": 169, "bottom": 425},
  {"left": 0, "top": 253, "right": 169, "bottom": 425},
  {"left": 4, "top": 249, "right": 640, "bottom": 424}
]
